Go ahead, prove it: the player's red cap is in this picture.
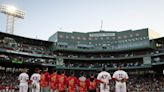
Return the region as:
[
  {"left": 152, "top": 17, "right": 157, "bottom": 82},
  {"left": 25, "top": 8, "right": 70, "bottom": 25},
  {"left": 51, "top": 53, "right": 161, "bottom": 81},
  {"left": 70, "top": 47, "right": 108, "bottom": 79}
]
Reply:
[{"left": 35, "top": 68, "right": 39, "bottom": 72}]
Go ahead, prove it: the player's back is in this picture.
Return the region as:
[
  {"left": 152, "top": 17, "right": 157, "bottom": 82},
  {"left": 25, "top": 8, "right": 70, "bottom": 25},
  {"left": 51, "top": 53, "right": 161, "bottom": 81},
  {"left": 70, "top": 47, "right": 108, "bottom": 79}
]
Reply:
[
  {"left": 113, "top": 70, "right": 128, "bottom": 81},
  {"left": 78, "top": 76, "right": 87, "bottom": 92},
  {"left": 97, "top": 71, "right": 111, "bottom": 84},
  {"left": 58, "top": 74, "right": 67, "bottom": 91},
  {"left": 50, "top": 73, "right": 58, "bottom": 82},
  {"left": 67, "top": 76, "right": 77, "bottom": 86},
  {"left": 58, "top": 74, "right": 67, "bottom": 84},
  {"left": 31, "top": 73, "right": 41, "bottom": 83},
  {"left": 18, "top": 73, "right": 29, "bottom": 84},
  {"left": 40, "top": 71, "right": 50, "bottom": 87}
]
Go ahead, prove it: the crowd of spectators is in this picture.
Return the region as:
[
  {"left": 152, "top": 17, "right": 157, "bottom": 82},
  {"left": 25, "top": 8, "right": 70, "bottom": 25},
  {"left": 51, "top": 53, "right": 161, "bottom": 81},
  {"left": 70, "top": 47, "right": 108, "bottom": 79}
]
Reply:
[
  {"left": 126, "top": 75, "right": 164, "bottom": 92},
  {"left": 10, "top": 55, "right": 55, "bottom": 64},
  {"left": 64, "top": 61, "right": 143, "bottom": 68},
  {"left": 0, "top": 54, "right": 55, "bottom": 65},
  {"left": 152, "top": 56, "right": 164, "bottom": 63},
  {"left": 57, "top": 50, "right": 153, "bottom": 59},
  {"left": 0, "top": 37, "right": 52, "bottom": 56},
  {"left": 56, "top": 48, "right": 164, "bottom": 59},
  {"left": 0, "top": 67, "right": 20, "bottom": 92},
  {"left": 1, "top": 37, "right": 164, "bottom": 61}
]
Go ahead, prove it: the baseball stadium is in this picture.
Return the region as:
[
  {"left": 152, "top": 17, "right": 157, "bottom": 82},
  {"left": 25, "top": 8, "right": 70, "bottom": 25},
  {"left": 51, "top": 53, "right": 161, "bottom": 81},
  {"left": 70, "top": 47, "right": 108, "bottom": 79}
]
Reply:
[
  {"left": 1, "top": 1, "right": 164, "bottom": 92},
  {"left": 0, "top": 27, "right": 164, "bottom": 92}
]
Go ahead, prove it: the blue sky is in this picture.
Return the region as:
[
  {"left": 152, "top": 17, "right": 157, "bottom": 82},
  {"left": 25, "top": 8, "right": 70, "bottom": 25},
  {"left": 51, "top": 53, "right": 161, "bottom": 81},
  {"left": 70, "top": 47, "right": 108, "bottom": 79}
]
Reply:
[{"left": 0, "top": 0, "right": 164, "bottom": 40}]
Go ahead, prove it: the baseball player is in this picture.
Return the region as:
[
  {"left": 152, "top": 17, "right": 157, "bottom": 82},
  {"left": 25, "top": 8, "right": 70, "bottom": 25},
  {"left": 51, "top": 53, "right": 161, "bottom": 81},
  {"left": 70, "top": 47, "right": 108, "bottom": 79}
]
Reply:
[
  {"left": 30, "top": 68, "right": 41, "bottom": 92},
  {"left": 40, "top": 67, "right": 50, "bottom": 92},
  {"left": 112, "top": 66, "right": 129, "bottom": 92},
  {"left": 77, "top": 72, "right": 87, "bottom": 92},
  {"left": 97, "top": 67, "right": 112, "bottom": 92},
  {"left": 50, "top": 68, "right": 58, "bottom": 92},
  {"left": 57, "top": 70, "right": 67, "bottom": 92},
  {"left": 67, "top": 71, "right": 78, "bottom": 92},
  {"left": 18, "top": 68, "right": 29, "bottom": 92},
  {"left": 87, "top": 73, "right": 101, "bottom": 92}
]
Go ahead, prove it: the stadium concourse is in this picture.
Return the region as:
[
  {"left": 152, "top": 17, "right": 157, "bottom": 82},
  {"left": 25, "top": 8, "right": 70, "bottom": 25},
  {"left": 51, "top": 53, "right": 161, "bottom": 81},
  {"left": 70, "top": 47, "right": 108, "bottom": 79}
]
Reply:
[{"left": 0, "top": 28, "right": 164, "bottom": 91}]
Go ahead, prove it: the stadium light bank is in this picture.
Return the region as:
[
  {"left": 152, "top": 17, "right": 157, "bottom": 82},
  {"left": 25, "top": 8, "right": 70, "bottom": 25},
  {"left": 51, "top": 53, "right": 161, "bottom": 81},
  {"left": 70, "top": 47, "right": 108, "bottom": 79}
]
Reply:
[{"left": 0, "top": 4, "right": 25, "bottom": 34}]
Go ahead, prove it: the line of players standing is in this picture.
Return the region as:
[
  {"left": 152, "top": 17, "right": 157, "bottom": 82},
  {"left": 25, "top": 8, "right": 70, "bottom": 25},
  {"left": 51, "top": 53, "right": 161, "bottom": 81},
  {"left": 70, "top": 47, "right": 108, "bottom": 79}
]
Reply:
[{"left": 18, "top": 66, "right": 128, "bottom": 92}]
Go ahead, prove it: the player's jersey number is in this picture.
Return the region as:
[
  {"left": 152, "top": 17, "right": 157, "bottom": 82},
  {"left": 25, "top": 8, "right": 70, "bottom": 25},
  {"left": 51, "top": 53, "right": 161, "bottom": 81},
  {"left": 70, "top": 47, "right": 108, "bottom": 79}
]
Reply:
[
  {"left": 101, "top": 75, "right": 108, "bottom": 79},
  {"left": 33, "top": 77, "right": 38, "bottom": 80},
  {"left": 118, "top": 74, "right": 123, "bottom": 79}
]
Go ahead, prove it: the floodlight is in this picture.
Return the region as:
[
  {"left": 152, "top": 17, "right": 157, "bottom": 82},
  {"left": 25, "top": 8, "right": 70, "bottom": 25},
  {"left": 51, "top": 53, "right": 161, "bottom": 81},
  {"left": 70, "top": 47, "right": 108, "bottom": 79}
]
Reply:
[
  {"left": 6, "top": 5, "right": 16, "bottom": 14},
  {"left": 0, "top": 4, "right": 25, "bottom": 34}
]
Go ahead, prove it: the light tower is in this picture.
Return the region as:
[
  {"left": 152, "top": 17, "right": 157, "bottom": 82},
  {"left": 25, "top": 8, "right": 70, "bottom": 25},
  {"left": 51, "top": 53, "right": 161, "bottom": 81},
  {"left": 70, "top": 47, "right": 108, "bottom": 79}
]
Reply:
[{"left": 0, "top": 4, "right": 25, "bottom": 34}]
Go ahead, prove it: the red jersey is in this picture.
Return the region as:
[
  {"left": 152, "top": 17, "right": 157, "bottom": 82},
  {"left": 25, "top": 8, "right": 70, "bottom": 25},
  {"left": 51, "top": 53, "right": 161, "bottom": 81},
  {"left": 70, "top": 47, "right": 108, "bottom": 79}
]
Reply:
[
  {"left": 0, "top": 85, "right": 2, "bottom": 90},
  {"left": 40, "top": 72, "right": 50, "bottom": 87},
  {"left": 58, "top": 74, "right": 67, "bottom": 91},
  {"left": 78, "top": 76, "right": 87, "bottom": 92},
  {"left": 50, "top": 73, "right": 58, "bottom": 90},
  {"left": 67, "top": 76, "right": 78, "bottom": 92},
  {"left": 86, "top": 78, "right": 100, "bottom": 91}
]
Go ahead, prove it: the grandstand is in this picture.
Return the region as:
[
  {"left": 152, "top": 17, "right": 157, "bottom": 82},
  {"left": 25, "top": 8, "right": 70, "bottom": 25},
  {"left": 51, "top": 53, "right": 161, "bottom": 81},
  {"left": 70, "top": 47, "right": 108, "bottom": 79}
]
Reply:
[{"left": 0, "top": 28, "right": 164, "bottom": 91}]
